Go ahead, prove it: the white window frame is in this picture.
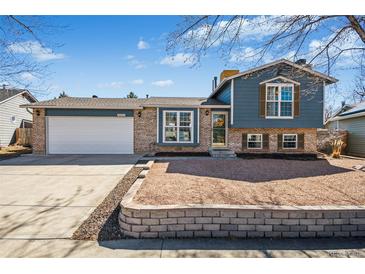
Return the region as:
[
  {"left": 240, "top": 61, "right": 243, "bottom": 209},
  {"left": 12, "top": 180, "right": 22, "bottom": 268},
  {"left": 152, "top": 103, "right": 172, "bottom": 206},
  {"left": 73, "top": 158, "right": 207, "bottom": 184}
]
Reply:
[
  {"left": 162, "top": 110, "right": 194, "bottom": 144},
  {"left": 247, "top": 134, "right": 263, "bottom": 149},
  {"left": 282, "top": 134, "right": 298, "bottom": 149},
  {"left": 265, "top": 83, "right": 294, "bottom": 119}
]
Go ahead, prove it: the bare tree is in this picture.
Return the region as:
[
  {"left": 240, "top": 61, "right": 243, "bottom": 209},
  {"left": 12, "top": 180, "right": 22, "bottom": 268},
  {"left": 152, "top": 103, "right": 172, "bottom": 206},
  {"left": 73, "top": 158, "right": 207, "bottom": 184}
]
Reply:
[
  {"left": 167, "top": 16, "right": 365, "bottom": 74},
  {"left": 351, "top": 74, "right": 365, "bottom": 102},
  {"left": 0, "top": 16, "right": 64, "bottom": 96}
]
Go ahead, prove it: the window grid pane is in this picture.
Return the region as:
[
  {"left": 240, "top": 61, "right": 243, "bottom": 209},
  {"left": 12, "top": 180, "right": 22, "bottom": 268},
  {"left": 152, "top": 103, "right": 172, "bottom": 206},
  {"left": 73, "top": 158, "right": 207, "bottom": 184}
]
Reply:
[
  {"left": 266, "top": 84, "right": 293, "bottom": 117},
  {"left": 283, "top": 134, "right": 297, "bottom": 148},
  {"left": 280, "top": 102, "right": 292, "bottom": 117},
  {"left": 164, "top": 111, "right": 193, "bottom": 143},
  {"left": 248, "top": 134, "right": 262, "bottom": 149}
]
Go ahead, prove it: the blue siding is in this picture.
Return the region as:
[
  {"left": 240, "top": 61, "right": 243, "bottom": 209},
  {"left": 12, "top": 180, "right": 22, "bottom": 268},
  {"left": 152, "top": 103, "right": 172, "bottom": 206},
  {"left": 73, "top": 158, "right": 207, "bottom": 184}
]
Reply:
[
  {"left": 230, "top": 65, "right": 324, "bottom": 128},
  {"left": 46, "top": 108, "right": 134, "bottom": 117},
  {"left": 158, "top": 108, "right": 198, "bottom": 145},
  {"left": 216, "top": 82, "right": 231, "bottom": 104}
]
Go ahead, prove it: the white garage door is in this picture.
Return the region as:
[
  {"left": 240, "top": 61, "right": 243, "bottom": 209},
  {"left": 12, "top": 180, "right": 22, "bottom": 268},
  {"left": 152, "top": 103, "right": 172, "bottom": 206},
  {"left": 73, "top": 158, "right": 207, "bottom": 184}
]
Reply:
[{"left": 47, "top": 116, "right": 134, "bottom": 154}]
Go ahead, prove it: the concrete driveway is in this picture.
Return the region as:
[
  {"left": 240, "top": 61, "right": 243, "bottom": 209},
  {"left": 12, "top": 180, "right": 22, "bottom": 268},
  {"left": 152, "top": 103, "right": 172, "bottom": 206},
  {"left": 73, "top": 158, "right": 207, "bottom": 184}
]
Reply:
[{"left": 0, "top": 154, "right": 140, "bottom": 239}]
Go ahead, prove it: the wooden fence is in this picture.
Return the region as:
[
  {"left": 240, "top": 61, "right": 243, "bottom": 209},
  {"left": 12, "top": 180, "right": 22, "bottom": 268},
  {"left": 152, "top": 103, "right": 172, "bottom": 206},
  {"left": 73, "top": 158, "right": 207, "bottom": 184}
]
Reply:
[{"left": 16, "top": 128, "right": 32, "bottom": 146}]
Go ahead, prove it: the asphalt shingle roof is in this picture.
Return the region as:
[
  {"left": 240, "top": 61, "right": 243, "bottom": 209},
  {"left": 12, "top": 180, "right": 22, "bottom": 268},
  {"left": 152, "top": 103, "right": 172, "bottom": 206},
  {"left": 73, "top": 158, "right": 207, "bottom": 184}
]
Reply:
[
  {"left": 0, "top": 88, "right": 26, "bottom": 103},
  {"left": 21, "top": 96, "right": 228, "bottom": 109},
  {"left": 340, "top": 101, "right": 365, "bottom": 116}
]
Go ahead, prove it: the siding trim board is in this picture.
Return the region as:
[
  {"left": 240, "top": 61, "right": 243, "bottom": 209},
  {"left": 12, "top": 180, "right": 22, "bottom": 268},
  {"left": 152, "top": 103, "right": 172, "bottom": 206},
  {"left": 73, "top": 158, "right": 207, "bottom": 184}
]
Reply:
[{"left": 46, "top": 108, "right": 134, "bottom": 117}]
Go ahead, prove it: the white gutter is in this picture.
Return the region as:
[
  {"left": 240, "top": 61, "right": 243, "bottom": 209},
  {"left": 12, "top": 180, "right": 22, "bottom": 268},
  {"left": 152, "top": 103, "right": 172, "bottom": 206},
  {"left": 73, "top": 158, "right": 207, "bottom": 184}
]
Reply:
[
  {"left": 327, "top": 111, "right": 365, "bottom": 122},
  {"left": 20, "top": 105, "right": 144, "bottom": 110}
]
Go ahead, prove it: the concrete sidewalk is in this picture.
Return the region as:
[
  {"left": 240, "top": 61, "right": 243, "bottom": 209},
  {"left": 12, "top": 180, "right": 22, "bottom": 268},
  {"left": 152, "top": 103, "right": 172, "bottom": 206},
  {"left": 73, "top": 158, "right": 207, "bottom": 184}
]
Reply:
[{"left": 1, "top": 238, "right": 364, "bottom": 258}]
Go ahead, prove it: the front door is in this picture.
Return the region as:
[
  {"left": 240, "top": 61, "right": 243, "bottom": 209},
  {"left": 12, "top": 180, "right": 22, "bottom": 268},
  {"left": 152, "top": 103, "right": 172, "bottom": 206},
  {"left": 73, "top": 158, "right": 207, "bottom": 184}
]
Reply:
[{"left": 212, "top": 112, "right": 227, "bottom": 147}]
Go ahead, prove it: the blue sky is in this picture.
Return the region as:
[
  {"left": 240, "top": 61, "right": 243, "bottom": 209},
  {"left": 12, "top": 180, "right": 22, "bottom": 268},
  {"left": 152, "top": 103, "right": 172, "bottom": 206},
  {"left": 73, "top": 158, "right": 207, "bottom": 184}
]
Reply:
[
  {"left": 11, "top": 16, "right": 359, "bottom": 106},
  {"left": 27, "top": 16, "right": 232, "bottom": 100}
]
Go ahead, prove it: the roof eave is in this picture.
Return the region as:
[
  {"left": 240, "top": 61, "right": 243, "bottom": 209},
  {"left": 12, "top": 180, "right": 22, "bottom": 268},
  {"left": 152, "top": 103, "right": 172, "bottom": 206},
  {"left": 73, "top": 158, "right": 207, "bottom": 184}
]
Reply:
[
  {"left": 209, "top": 59, "right": 338, "bottom": 98},
  {"left": 20, "top": 104, "right": 144, "bottom": 110}
]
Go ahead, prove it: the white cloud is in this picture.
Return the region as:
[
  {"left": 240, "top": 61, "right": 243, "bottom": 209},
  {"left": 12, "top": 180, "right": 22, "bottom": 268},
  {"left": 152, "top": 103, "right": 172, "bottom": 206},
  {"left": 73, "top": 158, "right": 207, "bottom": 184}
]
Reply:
[
  {"left": 125, "top": 55, "right": 135, "bottom": 60},
  {"left": 20, "top": 72, "right": 38, "bottom": 81},
  {"left": 160, "top": 53, "right": 196, "bottom": 67},
  {"left": 97, "top": 81, "right": 124, "bottom": 89},
  {"left": 137, "top": 39, "right": 150, "bottom": 50},
  {"left": 151, "top": 80, "right": 174, "bottom": 87},
  {"left": 185, "top": 16, "right": 280, "bottom": 49},
  {"left": 125, "top": 55, "right": 146, "bottom": 69},
  {"left": 8, "top": 41, "right": 65, "bottom": 62},
  {"left": 131, "top": 79, "right": 144, "bottom": 85}
]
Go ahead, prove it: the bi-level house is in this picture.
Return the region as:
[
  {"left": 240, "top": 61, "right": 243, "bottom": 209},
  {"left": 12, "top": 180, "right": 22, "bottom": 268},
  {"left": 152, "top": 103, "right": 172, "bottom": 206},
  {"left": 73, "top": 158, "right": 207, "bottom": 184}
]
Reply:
[{"left": 22, "top": 59, "right": 337, "bottom": 155}]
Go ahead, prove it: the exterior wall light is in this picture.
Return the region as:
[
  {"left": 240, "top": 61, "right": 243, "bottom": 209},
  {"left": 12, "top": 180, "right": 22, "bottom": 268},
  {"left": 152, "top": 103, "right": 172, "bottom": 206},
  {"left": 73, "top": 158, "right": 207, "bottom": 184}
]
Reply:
[
  {"left": 36, "top": 110, "right": 40, "bottom": 116},
  {"left": 138, "top": 110, "right": 142, "bottom": 117},
  {"left": 205, "top": 110, "right": 210, "bottom": 116}
]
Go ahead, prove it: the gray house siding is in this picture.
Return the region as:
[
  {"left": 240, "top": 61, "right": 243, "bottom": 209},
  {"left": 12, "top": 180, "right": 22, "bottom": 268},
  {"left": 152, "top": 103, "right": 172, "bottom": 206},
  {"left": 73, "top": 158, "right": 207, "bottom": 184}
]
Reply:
[
  {"left": 224, "top": 65, "right": 324, "bottom": 128},
  {"left": 216, "top": 82, "right": 231, "bottom": 104},
  {"left": 158, "top": 107, "right": 198, "bottom": 145},
  {"left": 335, "top": 116, "right": 365, "bottom": 157},
  {"left": 0, "top": 94, "right": 33, "bottom": 146},
  {"left": 46, "top": 109, "right": 134, "bottom": 117}
]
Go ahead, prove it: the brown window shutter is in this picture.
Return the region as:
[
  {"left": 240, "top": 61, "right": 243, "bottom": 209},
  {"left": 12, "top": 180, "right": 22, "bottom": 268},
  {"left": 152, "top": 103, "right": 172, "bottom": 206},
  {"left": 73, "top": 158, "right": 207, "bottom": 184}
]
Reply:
[
  {"left": 242, "top": 133, "right": 247, "bottom": 149},
  {"left": 263, "top": 134, "right": 269, "bottom": 149},
  {"left": 277, "top": 134, "right": 282, "bottom": 150},
  {"left": 294, "top": 84, "right": 300, "bottom": 117},
  {"left": 298, "top": 133, "right": 305, "bottom": 149},
  {"left": 259, "top": 84, "right": 266, "bottom": 117}
]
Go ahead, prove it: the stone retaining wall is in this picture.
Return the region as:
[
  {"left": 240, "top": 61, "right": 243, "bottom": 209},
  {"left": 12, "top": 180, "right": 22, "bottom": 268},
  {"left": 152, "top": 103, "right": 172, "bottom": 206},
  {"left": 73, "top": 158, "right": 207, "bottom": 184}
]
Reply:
[{"left": 119, "top": 178, "right": 365, "bottom": 239}]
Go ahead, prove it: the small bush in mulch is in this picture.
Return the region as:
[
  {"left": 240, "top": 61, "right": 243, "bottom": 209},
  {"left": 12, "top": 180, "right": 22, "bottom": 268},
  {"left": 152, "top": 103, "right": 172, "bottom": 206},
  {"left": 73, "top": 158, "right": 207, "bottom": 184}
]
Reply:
[
  {"left": 237, "top": 153, "right": 320, "bottom": 161},
  {"left": 71, "top": 167, "right": 143, "bottom": 241},
  {"left": 154, "top": 152, "right": 210, "bottom": 157}
]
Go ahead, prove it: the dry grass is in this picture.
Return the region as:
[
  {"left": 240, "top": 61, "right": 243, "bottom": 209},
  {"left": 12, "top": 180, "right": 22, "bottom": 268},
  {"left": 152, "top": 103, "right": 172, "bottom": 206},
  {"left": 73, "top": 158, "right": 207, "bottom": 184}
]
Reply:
[
  {"left": 0, "top": 145, "right": 32, "bottom": 157},
  {"left": 134, "top": 157, "right": 365, "bottom": 206}
]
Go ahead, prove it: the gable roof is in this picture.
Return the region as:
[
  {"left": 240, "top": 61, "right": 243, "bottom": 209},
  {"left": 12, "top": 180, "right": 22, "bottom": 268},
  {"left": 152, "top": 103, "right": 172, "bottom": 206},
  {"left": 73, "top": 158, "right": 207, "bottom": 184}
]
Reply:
[
  {"left": 339, "top": 101, "right": 365, "bottom": 117},
  {"left": 210, "top": 59, "right": 338, "bottom": 98},
  {"left": 326, "top": 101, "right": 365, "bottom": 123},
  {"left": 0, "top": 88, "right": 37, "bottom": 104},
  {"left": 21, "top": 96, "right": 229, "bottom": 109}
]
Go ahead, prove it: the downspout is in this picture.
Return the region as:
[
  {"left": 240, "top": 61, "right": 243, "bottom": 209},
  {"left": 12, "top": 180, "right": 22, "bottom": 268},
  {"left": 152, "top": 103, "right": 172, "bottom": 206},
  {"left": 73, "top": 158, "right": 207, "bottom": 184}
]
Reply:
[
  {"left": 323, "top": 81, "right": 325, "bottom": 126},
  {"left": 230, "top": 79, "right": 234, "bottom": 125},
  {"left": 26, "top": 107, "right": 33, "bottom": 115}
]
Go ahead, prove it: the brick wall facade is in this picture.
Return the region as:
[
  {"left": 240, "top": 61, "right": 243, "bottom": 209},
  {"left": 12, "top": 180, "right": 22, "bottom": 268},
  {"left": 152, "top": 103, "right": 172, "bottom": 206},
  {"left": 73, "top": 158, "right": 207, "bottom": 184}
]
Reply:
[
  {"left": 32, "top": 108, "right": 46, "bottom": 155},
  {"left": 228, "top": 128, "right": 317, "bottom": 153},
  {"left": 31, "top": 106, "right": 317, "bottom": 155},
  {"left": 134, "top": 108, "right": 212, "bottom": 153}
]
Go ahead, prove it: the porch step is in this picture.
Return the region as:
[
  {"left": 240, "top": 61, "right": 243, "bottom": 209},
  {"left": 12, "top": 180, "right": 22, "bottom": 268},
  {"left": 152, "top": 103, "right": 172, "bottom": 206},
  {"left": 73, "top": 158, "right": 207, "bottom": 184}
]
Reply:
[{"left": 208, "top": 148, "right": 237, "bottom": 158}]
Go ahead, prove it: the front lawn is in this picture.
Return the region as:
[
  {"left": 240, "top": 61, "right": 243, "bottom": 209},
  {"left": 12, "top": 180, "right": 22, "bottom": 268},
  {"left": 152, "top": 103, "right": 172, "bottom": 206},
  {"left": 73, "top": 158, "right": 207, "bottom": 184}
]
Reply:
[{"left": 134, "top": 157, "right": 365, "bottom": 206}]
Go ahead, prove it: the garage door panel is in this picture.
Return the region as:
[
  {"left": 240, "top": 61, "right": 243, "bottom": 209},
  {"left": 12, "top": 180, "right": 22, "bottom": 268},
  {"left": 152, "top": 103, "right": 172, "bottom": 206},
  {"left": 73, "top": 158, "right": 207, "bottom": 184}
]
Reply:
[{"left": 48, "top": 117, "right": 134, "bottom": 154}]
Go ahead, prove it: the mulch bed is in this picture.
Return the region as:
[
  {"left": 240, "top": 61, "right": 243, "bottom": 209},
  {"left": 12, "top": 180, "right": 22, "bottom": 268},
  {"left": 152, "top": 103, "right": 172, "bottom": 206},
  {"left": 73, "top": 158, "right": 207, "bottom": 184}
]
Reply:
[
  {"left": 154, "top": 152, "right": 210, "bottom": 157},
  {"left": 71, "top": 166, "right": 143, "bottom": 241},
  {"left": 237, "top": 153, "right": 319, "bottom": 160}
]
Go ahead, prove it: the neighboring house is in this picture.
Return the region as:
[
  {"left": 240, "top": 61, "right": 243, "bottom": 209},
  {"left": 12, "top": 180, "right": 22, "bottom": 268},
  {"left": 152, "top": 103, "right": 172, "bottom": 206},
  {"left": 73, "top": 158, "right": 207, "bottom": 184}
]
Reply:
[
  {"left": 22, "top": 59, "right": 337, "bottom": 155},
  {"left": 326, "top": 101, "right": 365, "bottom": 157},
  {"left": 0, "top": 87, "right": 37, "bottom": 147}
]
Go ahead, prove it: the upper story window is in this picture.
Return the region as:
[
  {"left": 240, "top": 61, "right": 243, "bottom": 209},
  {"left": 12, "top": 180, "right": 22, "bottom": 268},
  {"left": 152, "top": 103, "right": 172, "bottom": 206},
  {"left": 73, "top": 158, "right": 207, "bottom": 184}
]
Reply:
[
  {"left": 266, "top": 83, "right": 293, "bottom": 119},
  {"left": 163, "top": 111, "right": 193, "bottom": 143}
]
